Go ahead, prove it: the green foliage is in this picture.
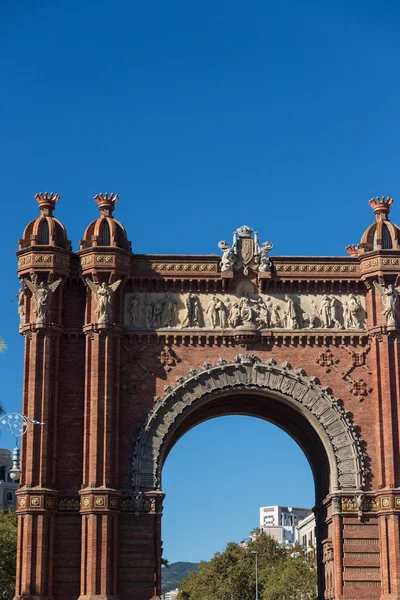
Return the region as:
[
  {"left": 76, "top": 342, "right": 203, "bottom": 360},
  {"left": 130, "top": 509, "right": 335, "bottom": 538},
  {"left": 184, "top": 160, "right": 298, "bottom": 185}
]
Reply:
[
  {"left": 0, "top": 337, "right": 7, "bottom": 354},
  {"left": 178, "top": 533, "right": 317, "bottom": 600},
  {"left": 0, "top": 512, "right": 17, "bottom": 600}
]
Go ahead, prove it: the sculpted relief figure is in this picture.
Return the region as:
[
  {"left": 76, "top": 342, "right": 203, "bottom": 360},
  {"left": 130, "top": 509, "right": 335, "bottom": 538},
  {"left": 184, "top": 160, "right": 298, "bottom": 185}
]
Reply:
[
  {"left": 86, "top": 279, "right": 121, "bottom": 325},
  {"left": 182, "top": 293, "right": 203, "bottom": 328},
  {"left": 345, "top": 295, "right": 363, "bottom": 329},
  {"left": 374, "top": 282, "right": 399, "bottom": 327},
  {"left": 17, "top": 286, "right": 25, "bottom": 326},
  {"left": 206, "top": 296, "right": 219, "bottom": 328},
  {"left": 239, "top": 295, "right": 258, "bottom": 326},
  {"left": 216, "top": 298, "right": 229, "bottom": 328},
  {"left": 128, "top": 293, "right": 140, "bottom": 327},
  {"left": 162, "top": 293, "right": 178, "bottom": 327},
  {"left": 271, "top": 304, "right": 283, "bottom": 327},
  {"left": 256, "top": 298, "right": 270, "bottom": 329},
  {"left": 307, "top": 299, "right": 319, "bottom": 328},
  {"left": 228, "top": 301, "right": 241, "bottom": 328},
  {"left": 283, "top": 295, "right": 301, "bottom": 329},
  {"left": 152, "top": 298, "right": 165, "bottom": 328},
  {"left": 130, "top": 293, "right": 177, "bottom": 329},
  {"left": 206, "top": 296, "right": 229, "bottom": 329},
  {"left": 25, "top": 276, "right": 62, "bottom": 325},
  {"left": 330, "top": 296, "right": 343, "bottom": 329},
  {"left": 319, "top": 295, "right": 331, "bottom": 328}
]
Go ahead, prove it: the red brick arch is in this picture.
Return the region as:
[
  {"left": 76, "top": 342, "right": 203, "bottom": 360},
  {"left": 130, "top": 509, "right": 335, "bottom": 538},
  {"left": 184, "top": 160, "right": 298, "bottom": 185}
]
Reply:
[{"left": 133, "top": 355, "right": 368, "bottom": 500}]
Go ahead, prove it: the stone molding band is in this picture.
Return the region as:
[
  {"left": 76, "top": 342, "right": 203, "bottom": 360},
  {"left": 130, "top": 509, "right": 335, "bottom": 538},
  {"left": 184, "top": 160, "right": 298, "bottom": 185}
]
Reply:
[{"left": 132, "top": 355, "right": 368, "bottom": 494}]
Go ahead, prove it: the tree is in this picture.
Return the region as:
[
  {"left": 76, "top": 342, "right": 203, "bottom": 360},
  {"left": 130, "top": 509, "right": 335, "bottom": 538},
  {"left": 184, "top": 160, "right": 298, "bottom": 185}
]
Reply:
[
  {"left": 263, "top": 553, "right": 317, "bottom": 600},
  {"left": 178, "top": 534, "right": 317, "bottom": 600},
  {"left": 0, "top": 337, "right": 6, "bottom": 354},
  {"left": 0, "top": 511, "right": 17, "bottom": 600}
]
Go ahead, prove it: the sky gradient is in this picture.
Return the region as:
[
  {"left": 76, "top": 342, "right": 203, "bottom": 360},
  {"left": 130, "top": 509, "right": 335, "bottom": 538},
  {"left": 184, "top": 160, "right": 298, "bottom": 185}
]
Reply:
[{"left": 1, "top": 0, "right": 400, "bottom": 562}]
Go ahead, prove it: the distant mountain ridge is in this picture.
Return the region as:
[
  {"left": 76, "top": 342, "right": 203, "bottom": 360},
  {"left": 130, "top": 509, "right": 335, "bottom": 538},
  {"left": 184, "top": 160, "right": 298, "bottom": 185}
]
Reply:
[{"left": 162, "top": 561, "right": 199, "bottom": 594}]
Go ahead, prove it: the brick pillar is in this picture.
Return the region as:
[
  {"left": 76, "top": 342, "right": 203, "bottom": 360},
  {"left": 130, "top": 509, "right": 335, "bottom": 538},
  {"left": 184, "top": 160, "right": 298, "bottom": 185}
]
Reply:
[
  {"left": 15, "top": 325, "right": 62, "bottom": 600},
  {"left": 145, "top": 492, "right": 165, "bottom": 600},
  {"left": 332, "top": 514, "right": 343, "bottom": 599},
  {"left": 79, "top": 328, "right": 121, "bottom": 600},
  {"left": 379, "top": 511, "right": 400, "bottom": 599},
  {"left": 118, "top": 492, "right": 165, "bottom": 600}
]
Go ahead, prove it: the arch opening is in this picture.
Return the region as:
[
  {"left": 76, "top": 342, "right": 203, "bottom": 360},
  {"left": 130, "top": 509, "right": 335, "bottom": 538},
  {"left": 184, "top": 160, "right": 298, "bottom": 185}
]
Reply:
[
  {"left": 161, "top": 390, "right": 331, "bottom": 503},
  {"left": 132, "top": 356, "right": 368, "bottom": 500},
  {"left": 132, "top": 356, "right": 369, "bottom": 600},
  {"left": 162, "top": 415, "right": 317, "bottom": 587}
]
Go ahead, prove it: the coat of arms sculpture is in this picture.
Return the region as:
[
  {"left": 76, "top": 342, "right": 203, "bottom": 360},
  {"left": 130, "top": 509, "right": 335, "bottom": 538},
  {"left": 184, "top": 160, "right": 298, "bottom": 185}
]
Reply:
[{"left": 218, "top": 225, "right": 273, "bottom": 275}]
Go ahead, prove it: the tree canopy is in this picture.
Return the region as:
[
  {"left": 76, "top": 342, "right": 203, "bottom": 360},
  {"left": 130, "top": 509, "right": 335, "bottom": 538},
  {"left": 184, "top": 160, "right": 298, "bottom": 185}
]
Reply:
[
  {"left": 178, "top": 533, "right": 317, "bottom": 600},
  {"left": 0, "top": 511, "right": 17, "bottom": 600}
]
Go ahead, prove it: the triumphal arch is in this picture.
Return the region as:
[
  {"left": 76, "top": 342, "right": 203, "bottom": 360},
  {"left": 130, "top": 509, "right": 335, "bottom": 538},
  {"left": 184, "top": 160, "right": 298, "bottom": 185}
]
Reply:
[{"left": 14, "top": 192, "right": 400, "bottom": 600}]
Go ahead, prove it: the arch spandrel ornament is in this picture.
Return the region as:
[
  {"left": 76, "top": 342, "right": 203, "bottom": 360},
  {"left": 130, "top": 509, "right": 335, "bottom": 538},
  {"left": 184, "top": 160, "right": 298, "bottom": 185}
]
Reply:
[{"left": 132, "top": 355, "right": 369, "bottom": 495}]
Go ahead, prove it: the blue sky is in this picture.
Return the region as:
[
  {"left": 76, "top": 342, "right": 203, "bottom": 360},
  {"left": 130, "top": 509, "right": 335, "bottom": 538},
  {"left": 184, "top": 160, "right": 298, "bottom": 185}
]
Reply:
[{"left": 1, "top": 0, "right": 400, "bottom": 562}]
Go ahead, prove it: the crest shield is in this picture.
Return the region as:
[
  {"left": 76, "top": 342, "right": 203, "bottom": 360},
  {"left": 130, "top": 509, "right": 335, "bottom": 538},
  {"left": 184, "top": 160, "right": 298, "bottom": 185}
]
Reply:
[{"left": 238, "top": 237, "right": 254, "bottom": 266}]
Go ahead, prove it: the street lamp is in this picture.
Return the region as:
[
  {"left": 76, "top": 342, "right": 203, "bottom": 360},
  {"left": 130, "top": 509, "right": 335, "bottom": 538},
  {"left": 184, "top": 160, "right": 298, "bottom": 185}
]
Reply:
[
  {"left": 0, "top": 413, "right": 45, "bottom": 481},
  {"left": 251, "top": 551, "right": 258, "bottom": 600}
]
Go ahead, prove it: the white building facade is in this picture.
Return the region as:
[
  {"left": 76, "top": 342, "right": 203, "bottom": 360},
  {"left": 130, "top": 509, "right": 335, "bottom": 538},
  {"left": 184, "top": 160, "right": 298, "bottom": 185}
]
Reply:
[
  {"left": 297, "top": 512, "right": 316, "bottom": 550},
  {"left": 259, "top": 505, "right": 312, "bottom": 545},
  {"left": 163, "top": 589, "right": 179, "bottom": 600},
  {"left": 0, "top": 448, "right": 18, "bottom": 511}
]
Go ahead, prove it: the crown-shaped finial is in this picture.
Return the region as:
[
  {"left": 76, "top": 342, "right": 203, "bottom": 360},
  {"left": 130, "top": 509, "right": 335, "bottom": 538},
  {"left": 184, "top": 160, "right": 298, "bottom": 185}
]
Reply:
[
  {"left": 94, "top": 192, "right": 119, "bottom": 217},
  {"left": 236, "top": 225, "right": 253, "bottom": 238},
  {"left": 345, "top": 244, "right": 358, "bottom": 256},
  {"left": 35, "top": 192, "right": 60, "bottom": 216},
  {"left": 369, "top": 196, "right": 394, "bottom": 221}
]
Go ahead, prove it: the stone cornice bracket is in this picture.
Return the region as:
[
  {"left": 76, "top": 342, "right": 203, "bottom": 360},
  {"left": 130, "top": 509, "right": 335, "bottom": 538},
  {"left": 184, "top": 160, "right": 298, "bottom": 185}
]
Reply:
[
  {"left": 132, "top": 355, "right": 369, "bottom": 494},
  {"left": 94, "top": 192, "right": 119, "bottom": 217},
  {"left": 35, "top": 191, "right": 60, "bottom": 217}
]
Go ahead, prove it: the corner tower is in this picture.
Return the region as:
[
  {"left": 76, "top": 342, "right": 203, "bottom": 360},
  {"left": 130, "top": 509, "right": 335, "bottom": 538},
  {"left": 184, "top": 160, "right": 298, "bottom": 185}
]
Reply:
[
  {"left": 77, "top": 194, "right": 131, "bottom": 600},
  {"left": 15, "top": 193, "right": 72, "bottom": 600}
]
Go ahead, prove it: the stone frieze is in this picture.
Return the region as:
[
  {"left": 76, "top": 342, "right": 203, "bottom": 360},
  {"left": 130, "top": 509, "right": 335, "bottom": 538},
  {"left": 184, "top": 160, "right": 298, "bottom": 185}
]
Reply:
[{"left": 124, "top": 291, "right": 367, "bottom": 331}]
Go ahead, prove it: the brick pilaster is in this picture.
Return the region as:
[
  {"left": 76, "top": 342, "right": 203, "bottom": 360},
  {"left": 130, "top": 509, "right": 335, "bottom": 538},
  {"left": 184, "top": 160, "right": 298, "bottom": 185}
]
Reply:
[{"left": 79, "top": 328, "right": 122, "bottom": 600}]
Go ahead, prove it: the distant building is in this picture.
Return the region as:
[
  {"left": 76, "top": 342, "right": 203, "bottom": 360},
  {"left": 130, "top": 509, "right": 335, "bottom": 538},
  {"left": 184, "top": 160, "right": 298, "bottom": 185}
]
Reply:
[
  {"left": 0, "top": 448, "right": 18, "bottom": 510},
  {"left": 297, "top": 512, "right": 316, "bottom": 550},
  {"left": 163, "top": 589, "right": 179, "bottom": 600},
  {"left": 259, "top": 505, "right": 312, "bottom": 545}
]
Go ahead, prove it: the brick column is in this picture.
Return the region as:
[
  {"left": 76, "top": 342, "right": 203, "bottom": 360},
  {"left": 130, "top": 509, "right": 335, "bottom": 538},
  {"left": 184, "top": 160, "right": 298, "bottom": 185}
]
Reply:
[
  {"left": 78, "top": 326, "right": 122, "bottom": 600},
  {"left": 118, "top": 492, "right": 165, "bottom": 600},
  {"left": 15, "top": 322, "right": 62, "bottom": 600}
]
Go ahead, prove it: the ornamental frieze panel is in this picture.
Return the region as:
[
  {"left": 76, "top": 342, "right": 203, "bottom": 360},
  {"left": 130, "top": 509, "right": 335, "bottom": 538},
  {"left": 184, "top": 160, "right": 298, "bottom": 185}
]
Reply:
[{"left": 124, "top": 289, "right": 367, "bottom": 332}]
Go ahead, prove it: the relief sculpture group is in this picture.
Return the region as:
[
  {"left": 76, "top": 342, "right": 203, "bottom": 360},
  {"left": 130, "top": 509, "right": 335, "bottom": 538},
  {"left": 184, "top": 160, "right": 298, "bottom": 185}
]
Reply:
[{"left": 125, "top": 290, "right": 365, "bottom": 331}]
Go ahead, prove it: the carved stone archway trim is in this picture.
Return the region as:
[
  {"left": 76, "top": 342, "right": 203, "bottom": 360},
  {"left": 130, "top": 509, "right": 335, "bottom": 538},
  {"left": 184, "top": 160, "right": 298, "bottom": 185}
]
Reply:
[{"left": 132, "top": 355, "right": 368, "bottom": 494}]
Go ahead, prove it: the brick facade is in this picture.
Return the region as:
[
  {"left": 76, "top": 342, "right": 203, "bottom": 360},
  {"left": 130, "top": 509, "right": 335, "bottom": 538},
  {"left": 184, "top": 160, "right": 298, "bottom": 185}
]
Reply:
[{"left": 14, "top": 193, "right": 400, "bottom": 600}]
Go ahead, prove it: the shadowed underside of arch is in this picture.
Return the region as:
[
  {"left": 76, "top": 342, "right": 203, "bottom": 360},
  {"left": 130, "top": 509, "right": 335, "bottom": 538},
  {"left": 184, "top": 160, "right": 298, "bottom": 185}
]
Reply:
[{"left": 132, "top": 355, "right": 368, "bottom": 502}]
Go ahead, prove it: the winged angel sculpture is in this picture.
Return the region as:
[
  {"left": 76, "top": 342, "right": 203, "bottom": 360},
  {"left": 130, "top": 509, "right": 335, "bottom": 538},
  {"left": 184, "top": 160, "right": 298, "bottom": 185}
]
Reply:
[
  {"left": 86, "top": 279, "right": 121, "bottom": 324},
  {"left": 373, "top": 282, "right": 400, "bottom": 327},
  {"left": 24, "top": 277, "right": 62, "bottom": 325}
]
